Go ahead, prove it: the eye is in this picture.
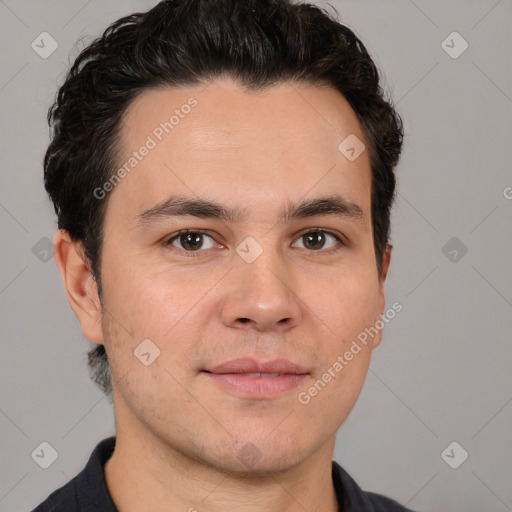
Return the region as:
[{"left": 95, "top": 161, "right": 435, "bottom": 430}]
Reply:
[
  {"left": 291, "top": 229, "right": 345, "bottom": 252},
  {"left": 164, "top": 230, "right": 219, "bottom": 254},
  {"left": 163, "top": 228, "right": 345, "bottom": 256}
]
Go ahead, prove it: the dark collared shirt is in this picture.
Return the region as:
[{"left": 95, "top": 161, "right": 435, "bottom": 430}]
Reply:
[{"left": 31, "top": 436, "right": 415, "bottom": 512}]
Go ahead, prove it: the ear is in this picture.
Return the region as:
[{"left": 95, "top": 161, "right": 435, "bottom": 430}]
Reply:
[
  {"left": 53, "top": 229, "right": 104, "bottom": 344},
  {"left": 372, "top": 243, "right": 392, "bottom": 349}
]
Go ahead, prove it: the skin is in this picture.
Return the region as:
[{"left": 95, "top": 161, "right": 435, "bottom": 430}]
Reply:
[{"left": 54, "top": 78, "right": 391, "bottom": 512}]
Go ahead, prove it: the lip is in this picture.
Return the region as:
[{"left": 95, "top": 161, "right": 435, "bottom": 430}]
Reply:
[
  {"left": 203, "top": 358, "right": 310, "bottom": 399},
  {"left": 206, "top": 358, "right": 309, "bottom": 375}
]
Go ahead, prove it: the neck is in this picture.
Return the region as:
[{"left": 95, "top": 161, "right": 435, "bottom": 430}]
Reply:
[{"left": 104, "top": 418, "right": 339, "bottom": 512}]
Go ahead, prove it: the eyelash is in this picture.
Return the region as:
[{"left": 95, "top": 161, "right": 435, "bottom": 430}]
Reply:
[{"left": 162, "top": 228, "right": 346, "bottom": 257}]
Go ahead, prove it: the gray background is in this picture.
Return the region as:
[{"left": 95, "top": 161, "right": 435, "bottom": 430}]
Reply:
[{"left": 1, "top": 1, "right": 511, "bottom": 511}]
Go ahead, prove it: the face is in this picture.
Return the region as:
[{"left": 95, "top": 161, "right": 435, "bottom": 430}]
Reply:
[{"left": 73, "top": 78, "right": 391, "bottom": 473}]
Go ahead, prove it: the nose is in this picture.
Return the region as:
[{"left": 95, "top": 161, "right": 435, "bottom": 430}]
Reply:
[{"left": 220, "top": 252, "right": 303, "bottom": 332}]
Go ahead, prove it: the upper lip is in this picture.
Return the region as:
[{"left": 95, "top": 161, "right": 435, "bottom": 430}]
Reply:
[{"left": 204, "top": 358, "right": 310, "bottom": 375}]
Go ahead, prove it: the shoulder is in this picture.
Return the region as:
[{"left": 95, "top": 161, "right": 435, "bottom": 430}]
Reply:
[
  {"left": 332, "top": 460, "right": 416, "bottom": 512},
  {"left": 31, "top": 483, "right": 79, "bottom": 512},
  {"left": 363, "top": 491, "right": 416, "bottom": 512},
  {"left": 30, "top": 437, "right": 117, "bottom": 512}
]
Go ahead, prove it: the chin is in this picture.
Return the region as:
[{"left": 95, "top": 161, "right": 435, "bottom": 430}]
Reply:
[{"left": 203, "top": 434, "right": 309, "bottom": 476}]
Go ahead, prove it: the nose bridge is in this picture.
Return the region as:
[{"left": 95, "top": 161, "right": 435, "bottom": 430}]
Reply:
[{"left": 220, "top": 237, "right": 303, "bottom": 331}]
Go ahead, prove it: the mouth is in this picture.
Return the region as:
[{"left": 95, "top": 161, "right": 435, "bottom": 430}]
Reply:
[{"left": 202, "top": 358, "right": 310, "bottom": 398}]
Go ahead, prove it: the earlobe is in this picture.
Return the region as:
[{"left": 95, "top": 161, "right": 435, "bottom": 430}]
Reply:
[
  {"left": 53, "top": 229, "right": 104, "bottom": 344},
  {"left": 373, "top": 243, "right": 393, "bottom": 349}
]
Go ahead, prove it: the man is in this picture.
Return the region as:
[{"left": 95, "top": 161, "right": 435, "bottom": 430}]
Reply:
[{"left": 33, "top": 0, "right": 410, "bottom": 510}]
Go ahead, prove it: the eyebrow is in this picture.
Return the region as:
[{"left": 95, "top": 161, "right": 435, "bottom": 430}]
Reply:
[{"left": 135, "top": 194, "right": 367, "bottom": 229}]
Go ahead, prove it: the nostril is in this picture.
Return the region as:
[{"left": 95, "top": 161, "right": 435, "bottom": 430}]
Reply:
[{"left": 238, "top": 318, "right": 250, "bottom": 324}]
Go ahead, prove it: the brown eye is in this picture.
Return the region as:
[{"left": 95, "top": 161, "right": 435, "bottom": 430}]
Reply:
[
  {"left": 292, "top": 230, "right": 343, "bottom": 251},
  {"left": 303, "top": 232, "right": 326, "bottom": 250},
  {"left": 165, "top": 230, "right": 217, "bottom": 252},
  {"left": 178, "top": 232, "right": 203, "bottom": 251}
]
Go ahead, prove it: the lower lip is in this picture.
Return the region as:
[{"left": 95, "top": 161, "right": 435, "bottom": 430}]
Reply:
[{"left": 203, "top": 372, "right": 309, "bottom": 398}]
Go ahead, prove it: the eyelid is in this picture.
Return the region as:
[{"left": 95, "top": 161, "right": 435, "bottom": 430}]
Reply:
[{"left": 296, "top": 227, "right": 346, "bottom": 242}]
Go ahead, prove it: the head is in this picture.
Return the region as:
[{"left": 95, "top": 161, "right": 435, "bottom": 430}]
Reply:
[{"left": 47, "top": 0, "right": 403, "bottom": 473}]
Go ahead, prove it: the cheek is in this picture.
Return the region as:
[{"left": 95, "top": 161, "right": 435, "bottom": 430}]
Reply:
[
  {"left": 309, "top": 268, "right": 379, "bottom": 343},
  {"left": 101, "top": 253, "right": 206, "bottom": 336},
  {"left": 301, "top": 266, "right": 378, "bottom": 406},
  {"left": 298, "top": 285, "right": 376, "bottom": 426},
  {"left": 99, "top": 257, "right": 221, "bottom": 390}
]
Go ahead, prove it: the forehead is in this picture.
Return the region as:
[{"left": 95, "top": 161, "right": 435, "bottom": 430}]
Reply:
[
  {"left": 120, "top": 78, "right": 367, "bottom": 150},
  {"left": 109, "top": 78, "right": 372, "bottom": 226}
]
